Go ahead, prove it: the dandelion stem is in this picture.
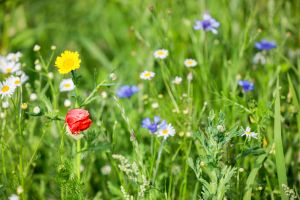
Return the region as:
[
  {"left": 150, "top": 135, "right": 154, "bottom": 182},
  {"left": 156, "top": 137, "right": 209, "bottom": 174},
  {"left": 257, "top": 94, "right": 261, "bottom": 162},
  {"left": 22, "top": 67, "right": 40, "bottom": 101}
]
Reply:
[{"left": 152, "top": 138, "right": 166, "bottom": 184}]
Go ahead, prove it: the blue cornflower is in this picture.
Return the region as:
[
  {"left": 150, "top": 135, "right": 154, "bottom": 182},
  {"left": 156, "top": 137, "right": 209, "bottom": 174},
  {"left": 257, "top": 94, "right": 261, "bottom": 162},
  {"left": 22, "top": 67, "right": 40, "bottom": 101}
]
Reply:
[
  {"left": 116, "top": 85, "right": 139, "bottom": 98},
  {"left": 238, "top": 80, "right": 254, "bottom": 92},
  {"left": 194, "top": 13, "right": 220, "bottom": 34},
  {"left": 142, "top": 116, "right": 165, "bottom": 133},
  {"left": 255, "top": 40, "right": 276, "bottom": 51}
]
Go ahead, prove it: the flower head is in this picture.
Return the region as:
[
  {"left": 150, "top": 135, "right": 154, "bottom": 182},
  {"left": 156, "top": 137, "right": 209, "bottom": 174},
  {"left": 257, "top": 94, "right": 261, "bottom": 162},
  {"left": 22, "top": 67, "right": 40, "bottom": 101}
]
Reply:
[
  {"left": 157, "top": 122, "right": 176, "bottom": 139},
  {"left": 194, "top": 13, "right": 220, "bottom": 34},
  {"left": 241, "top": 127, "right": 257, "bottom": 140},
  {"left": 6, "top": 52, "right": 22, "bottom": 62},
  {"left": 0, "top": 79, "right": 16, "bottom": 98},
  {"left": 184, "top": 59, "right": 197, "bottom": 68},
  {"left": 140, "top": 71, "right": 155, "bottom": 80},
  {"left": 172, "top": 76, "right": 182, "bottom": 85},
  {"left": 7, "top": 76, "right": 22, "bottom": 87},
  {"left": 65, "top": 109, "right": 92, "bottom": 139},
  {"left": 0, "top": 61, "right": 20, "bottom": 74},
  {"left": 142, "top": 116, "right": 162, "bottom": 133},
  {"left": 59, "top": 78, "right": 75, "bottom": 92},
  {"left": 153, "top": 49, "right": 169, "bottom": 59},
  {"left": 252, "top": 52, "right": 266, "bottom": 65},
  {"left": 55, "top": 50, "right": 81, "bottom": 74},
  {"left": 238, "top": 80, "right": 254, "bottom": 92},
  {"left": 116, "top": 85, "right": 139, "bottom": 98},
  {"left": 255, "top": 40, "right": 276, "bottom": 51}
]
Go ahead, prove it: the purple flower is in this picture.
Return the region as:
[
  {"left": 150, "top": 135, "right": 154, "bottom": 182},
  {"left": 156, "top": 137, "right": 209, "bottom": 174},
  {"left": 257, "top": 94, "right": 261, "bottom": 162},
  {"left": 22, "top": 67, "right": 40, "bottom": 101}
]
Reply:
[
  {"left": 116, "top": 85, "right": 139, "bottom": 98},
  {"left": 194, "top": 14, "right": 220, "bottom": 34},
  {"left": 255, "top": 40, "right": 276, "bottom": 51},
  {"left": 142, "top": 116, "right": 165, "bottom": 133},
  {"left": 238, "top": 80, "right": 254, "bottom": 92}
]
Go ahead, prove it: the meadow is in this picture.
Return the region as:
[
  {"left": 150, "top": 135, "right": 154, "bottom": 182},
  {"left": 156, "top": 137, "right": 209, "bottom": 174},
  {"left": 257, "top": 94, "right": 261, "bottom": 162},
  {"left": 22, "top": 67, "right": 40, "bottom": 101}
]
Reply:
[{"left": 0, "top": 0, "right": 300, "bottom": 199}]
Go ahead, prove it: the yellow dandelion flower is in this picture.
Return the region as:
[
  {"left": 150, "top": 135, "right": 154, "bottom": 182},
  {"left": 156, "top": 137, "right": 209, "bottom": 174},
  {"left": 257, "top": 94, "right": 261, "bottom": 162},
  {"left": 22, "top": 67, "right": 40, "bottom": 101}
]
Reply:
[{"left": 55, "top": 50, "right": 81, "bottom": 74}]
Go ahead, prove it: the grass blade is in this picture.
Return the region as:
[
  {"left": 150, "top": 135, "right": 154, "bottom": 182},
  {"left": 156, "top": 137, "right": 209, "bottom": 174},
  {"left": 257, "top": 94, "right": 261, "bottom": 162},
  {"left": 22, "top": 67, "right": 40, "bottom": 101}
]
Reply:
[{"left": 274, "top": 79, "right": 288, "bottom": 200}]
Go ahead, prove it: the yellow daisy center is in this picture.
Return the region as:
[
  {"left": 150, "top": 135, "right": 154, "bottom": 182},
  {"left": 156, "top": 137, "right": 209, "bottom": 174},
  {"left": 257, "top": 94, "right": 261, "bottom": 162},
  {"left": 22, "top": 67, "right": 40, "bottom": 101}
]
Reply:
[
  {"left": 144, "top": 72, "right": 152, "bottom": 77},
  {"left": 157, "top": 51, "right": 165, "bottom": 56},
  {"left": 186, "top": 60, "right": 193, "bottom": 65},
  {"left": 64, "top": 83, "right": 71, "bottom": 88},
  {"left": 15, "top": 80, "right": 21, "bottom": 85},
  {"left": 1, "top": 85, "right": 10, "bottom": 92},
  {"left": 6, "top": 68, "right": 12, "bottom": 73},
  {"left": 162, "top": 129, "right": 169, "bottom": 135},
  {"left": 245, "top": 131, "right": 251, "bottom": 135}
]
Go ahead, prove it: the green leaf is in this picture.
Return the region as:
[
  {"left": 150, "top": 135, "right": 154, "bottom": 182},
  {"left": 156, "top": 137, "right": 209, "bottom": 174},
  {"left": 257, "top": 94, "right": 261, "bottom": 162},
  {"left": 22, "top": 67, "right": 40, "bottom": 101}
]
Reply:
[
  {"left": 243, "top": 153, "right": 268, "bottom": 200},
  {"left": 274, "top": 79, "right": 288, "bottom": 200}
]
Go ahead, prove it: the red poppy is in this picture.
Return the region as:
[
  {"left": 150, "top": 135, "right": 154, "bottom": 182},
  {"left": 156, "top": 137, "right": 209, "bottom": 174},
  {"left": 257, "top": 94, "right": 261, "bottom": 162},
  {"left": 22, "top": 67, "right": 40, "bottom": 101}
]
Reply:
[{"left": 65, "top": 109, "right": 92, "bottom": 137}]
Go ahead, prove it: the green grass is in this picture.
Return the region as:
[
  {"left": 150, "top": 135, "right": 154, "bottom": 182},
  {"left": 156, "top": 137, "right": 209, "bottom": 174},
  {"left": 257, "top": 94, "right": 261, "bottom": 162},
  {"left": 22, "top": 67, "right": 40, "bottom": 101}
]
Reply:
[{"left": 0, "top": 0, "right": 300, "bottom": 199}]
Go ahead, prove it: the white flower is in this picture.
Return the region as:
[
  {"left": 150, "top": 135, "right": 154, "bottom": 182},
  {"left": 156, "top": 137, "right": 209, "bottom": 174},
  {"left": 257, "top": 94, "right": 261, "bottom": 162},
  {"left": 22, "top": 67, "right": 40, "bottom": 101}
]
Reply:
[
  {"left": 9, "top": 194, "right": 19, "bottom": 200},
  {"left": 20, "top": 72, "right": 29, "bottom": 84},
  {"left": 140, "top": 71, "right": 155, "bottom": 80},
  {"left": 0, "top": 79, "right": 16, "bottom": 98},
  {"left": 151, "top": 102, "right": 159, "bottom": 109},
  {"left": 0, "top": 61, "right": 20, "bottom": 74},
  {"left": 51, "top": 45, "right": 56, "bottom": 50},
  {"left": 252, "top": 52, "right": 266, "bottom": 65},
  {"left": 33, "top": 45, "right": 41, "bottom": 52},
  {"left": 101, "top": 165, "right": 112, "bottom": 175},
  {"left": 2, "top": 101, "right": 9, "bottom": 108},
  {"left": 30, "top": 93, "right": 38, "bottom": 101},
  {"left": 109, "top": 73, "right": 117, "bottom": 81},
  {"left": 0, "top": 112, "right": 5, "bottom": 119},
  {"left": 6, "top": 52, "right": 22, "bottom": 62},
  {"left": 33, "top": 106, "right": 41, "bottom": 114},
  {"left": 172, "top": 76, "right": 182, "bottom": 85},
  {"left": 47, "top": 72, "right": 54, "bottom": 79},
  {"left": 7, "top": 76, "right": 21, "bottom": 87},
  {"left": 153, "top": 49, "right": 168, "bottom": 59},
  {"left": 242, "top": 127, "right": 258, "bottom": 140},
  {"left": 17, "top": 186, "right": 23, "bottom": 194},
  {"left": 158, "top": 123, "right": 176, "bottom": 139},
  {"left": 35, "top": 64, "right": 42, "bottom": 71},
  {"left": 184, "top": 59, "right": 197, "bottom": 68},
  {"left": 64, "top": 99, "right": 72, "bottom": 107},
  {"left": 101, "top": 91, "right": 108, "bottom": 99},
  {"left": 59, "top": 79, "right": 75, "bottom": 92}
]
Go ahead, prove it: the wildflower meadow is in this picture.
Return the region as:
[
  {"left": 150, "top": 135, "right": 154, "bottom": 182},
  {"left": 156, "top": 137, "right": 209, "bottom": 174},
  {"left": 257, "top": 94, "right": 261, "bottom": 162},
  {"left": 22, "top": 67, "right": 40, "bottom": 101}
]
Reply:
[{"left": 1, "top": 0, "right": 300, "bottom": 199}]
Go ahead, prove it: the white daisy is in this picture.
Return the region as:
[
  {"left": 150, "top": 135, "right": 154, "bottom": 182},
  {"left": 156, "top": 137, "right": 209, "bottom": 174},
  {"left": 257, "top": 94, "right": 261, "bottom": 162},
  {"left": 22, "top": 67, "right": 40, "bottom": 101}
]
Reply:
[
  {"left": 172, "top": 76, "right": 182, "bottom": 85},
  {"left": 158, "top": 123, "right": 176, "bottom": 139},
  {"left": 153, "top": 49, "right": 169, "bottom": 59},
  {"left": 140, "top": 71, "right": 155, "bottom": 80},
  {"left": 0, "top": 61, "right": 20, "bottom": 74},
  {"left": 7, "top": 76, "right": 22, "bottom": 87},
  {"left": 59, "top": 79, "right": 75, "bottom": 92},
  {"left": 241, "top": 127, "right": 258, "bottom": 140},
  {"left": 0, "top": 80, "right": 16, "bottom": 98},
  {"left": 184, "top": 59, "right": 197, "bottom": 68},
  {"left": 6, "top": 52, "right": 22, "bottom": 62}
]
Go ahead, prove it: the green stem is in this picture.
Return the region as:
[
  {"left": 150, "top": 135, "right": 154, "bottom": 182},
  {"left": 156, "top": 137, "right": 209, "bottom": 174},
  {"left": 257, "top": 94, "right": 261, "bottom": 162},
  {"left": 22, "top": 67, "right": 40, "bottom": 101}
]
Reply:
[
  {"left": 152, "top": 138, "right": 166, "bottom": 184},
  {"left": 76, "top": 139, "right": 81, "bottom": 179}
]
